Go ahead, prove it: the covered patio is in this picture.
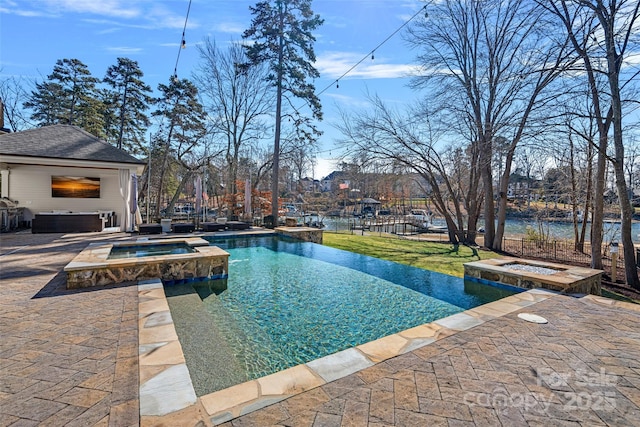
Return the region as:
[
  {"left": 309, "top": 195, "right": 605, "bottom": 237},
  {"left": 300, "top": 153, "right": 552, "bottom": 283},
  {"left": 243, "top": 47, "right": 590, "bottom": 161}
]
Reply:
[{"left": 0, "top": 125, "right": 145, "bottom": 233}]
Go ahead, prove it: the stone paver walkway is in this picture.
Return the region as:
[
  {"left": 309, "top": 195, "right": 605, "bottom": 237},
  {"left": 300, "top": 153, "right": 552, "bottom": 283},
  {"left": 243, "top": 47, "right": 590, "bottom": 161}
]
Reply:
[
  {"left": 2, "top": 231, "right": 640, "bottom": 426},
  {"left": 220, "top": 295, "right": 640, "bottom": 426},
  {"left": 1, "top": 231, "right": 139, "bottom": 426}
]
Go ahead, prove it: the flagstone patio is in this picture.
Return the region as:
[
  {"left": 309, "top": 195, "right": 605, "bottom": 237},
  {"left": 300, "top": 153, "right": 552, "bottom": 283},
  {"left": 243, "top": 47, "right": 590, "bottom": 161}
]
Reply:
[{"left": 1, "top": 231, "right": 639, "bottom": 426}]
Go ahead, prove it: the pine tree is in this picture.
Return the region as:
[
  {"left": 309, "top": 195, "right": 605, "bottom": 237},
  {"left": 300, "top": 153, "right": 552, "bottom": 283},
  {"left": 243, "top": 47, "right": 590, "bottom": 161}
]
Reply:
[
  {"left": 24, "top": 81, "right": 65, "bottom": 125},
  {"left": 103, "top": 58, "right": 153, "bottom": 155},
  {"left": 24, "top": 58, "right": 101, "bottom": 131},
  {"left": 242, "top": 0, "right": 323, "bottom": 224}
]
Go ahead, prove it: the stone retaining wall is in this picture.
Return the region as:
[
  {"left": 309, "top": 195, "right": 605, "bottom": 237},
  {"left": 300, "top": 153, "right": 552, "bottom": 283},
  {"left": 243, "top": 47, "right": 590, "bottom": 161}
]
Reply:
[
  {"left": 275, "top": 226, "right": 323, "bottom": 244},
  {"left": 65, "top": 238, "right": 229, "bottom": 289},
  {"left": 464, "top": 258, "right": 602, "bottom": 295}
]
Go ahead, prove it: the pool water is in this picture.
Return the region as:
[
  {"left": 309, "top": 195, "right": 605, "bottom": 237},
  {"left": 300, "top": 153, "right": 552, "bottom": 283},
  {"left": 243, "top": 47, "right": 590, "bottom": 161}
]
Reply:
[
  {"left": 107, "top": 243, "right": 196, "bottom": 259},
  {"left": 164, "top": 235, "right": 519, "bottom": 396}
]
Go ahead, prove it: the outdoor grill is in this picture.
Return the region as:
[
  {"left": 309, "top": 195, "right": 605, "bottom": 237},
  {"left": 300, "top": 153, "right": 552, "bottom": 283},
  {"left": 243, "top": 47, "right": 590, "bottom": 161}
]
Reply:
[{"left": 0, "top": 198, "right": 22, "bottom": 232}]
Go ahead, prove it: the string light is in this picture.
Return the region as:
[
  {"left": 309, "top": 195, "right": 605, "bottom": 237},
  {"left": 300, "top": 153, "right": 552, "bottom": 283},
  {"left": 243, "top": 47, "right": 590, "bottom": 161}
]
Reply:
[
  {"left": 315, "top": 4, "right": 428, "bottom": 98},
  {"left": 306, "top": 4, "right": 428, "bottom": 165},
  {"left": 172, "top": 0, "right": 192, "bottom": 81},
  {"left": 293, "top": 3, "right": 428, "bottom": 114}
]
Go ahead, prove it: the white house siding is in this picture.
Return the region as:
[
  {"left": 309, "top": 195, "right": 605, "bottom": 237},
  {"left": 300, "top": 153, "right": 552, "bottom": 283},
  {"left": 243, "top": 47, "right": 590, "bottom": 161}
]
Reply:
[{"left": 7, "top": 164, "right": 132, "bottom": 226}]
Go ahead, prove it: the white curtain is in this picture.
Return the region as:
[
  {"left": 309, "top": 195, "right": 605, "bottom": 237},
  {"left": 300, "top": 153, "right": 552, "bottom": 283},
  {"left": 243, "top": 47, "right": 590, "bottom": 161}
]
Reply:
[
  {"left": 119, "top": 169, "right": 131, "bottom": 231},
  {"left": 130, "top": 174, "right": 138, "bottom": 231}
]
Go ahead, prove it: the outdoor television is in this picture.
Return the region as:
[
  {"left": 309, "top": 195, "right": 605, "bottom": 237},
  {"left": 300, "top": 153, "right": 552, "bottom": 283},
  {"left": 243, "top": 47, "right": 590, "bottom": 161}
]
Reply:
[{"left": 51, "top": 176, "right": 100, "bottom": 198}]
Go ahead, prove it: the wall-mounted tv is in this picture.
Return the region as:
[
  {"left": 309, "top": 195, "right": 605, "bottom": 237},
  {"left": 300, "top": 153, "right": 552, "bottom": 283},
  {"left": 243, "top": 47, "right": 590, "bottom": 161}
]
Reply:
[{"left": 51, "top": 176, "right": 100, "bottom": 198}]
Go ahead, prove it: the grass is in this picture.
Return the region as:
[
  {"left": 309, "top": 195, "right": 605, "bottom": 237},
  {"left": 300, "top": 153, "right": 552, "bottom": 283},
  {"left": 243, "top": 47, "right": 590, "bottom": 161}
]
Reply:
[
  {"left": 601, "top": 289, "right": 640, "bottom": 304},
  {"left": 322, "top": 232, "right": 640, "bottom": 304},
  {"left": 322, "top": 232, "right": 502, "bottom": 277}
]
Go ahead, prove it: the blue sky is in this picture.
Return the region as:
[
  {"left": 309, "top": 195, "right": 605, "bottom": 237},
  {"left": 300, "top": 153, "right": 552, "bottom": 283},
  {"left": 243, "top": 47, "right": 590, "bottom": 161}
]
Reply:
[{"left": 0, "top": 0, "right": 425, "bottom": 179}]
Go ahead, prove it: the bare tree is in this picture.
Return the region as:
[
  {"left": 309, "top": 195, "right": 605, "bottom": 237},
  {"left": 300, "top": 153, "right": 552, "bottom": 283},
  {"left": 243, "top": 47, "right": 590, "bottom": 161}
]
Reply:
[
  {"left": 0, "top": 74, "right": 31, "bottom": 131},
  {"left": 567, "top": 116, "right": 595, "bottom": 251},
  {"left": 625, "top": 136, "right": 640, "bottom": 195},
  {"left": 407, "top": 0, "right": 574, "bottom": 251},
  {"left": 337, "top": 96, "right": 482, "bottom": 245},
  {"left": 286, "top": 146, "right": 313, "bottom": 194},
  {"left": 542, "top": 0, "right": 640, "bottom": 288},
  {"left": 194, "top": 38, "right": 274, "bottom": 213}
]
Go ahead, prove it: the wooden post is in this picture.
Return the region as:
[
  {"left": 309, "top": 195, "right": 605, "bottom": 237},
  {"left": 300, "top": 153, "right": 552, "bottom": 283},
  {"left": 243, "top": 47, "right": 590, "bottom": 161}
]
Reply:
[{"left": 610, "top": 242, "right": 619, "bottom": 283}]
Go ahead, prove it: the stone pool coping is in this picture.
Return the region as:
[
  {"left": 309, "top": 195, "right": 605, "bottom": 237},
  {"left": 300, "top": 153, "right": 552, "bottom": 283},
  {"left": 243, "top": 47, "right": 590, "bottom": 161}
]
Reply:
[
  {"left": 138, "top": 280, "right": 562, "bottom": 425},
  {"left": 65, "top": 237, "right": 212, "bottom": 269}
]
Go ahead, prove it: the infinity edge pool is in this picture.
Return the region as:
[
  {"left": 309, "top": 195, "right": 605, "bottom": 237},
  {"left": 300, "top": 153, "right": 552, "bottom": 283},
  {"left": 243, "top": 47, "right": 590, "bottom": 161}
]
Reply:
[{"left": 137, "top": 243, "right": 562, "bottom": 424}]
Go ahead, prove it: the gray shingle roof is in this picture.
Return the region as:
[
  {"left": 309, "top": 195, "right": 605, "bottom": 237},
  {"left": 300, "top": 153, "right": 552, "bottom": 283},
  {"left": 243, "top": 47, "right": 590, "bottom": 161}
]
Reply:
[{"left": 0, "top": 125, "right": 144, "bottom": 165}]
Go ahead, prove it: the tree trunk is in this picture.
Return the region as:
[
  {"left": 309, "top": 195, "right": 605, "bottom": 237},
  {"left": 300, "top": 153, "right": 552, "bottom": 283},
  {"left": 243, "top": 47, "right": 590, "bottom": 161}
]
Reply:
[
  {"left": 481, "top": 145, "right": 496, "bottom": 249},
  {"left": 613, "top": 159, "right": 639, "bottom": 288},
  {"left": 466, "top": 212, "right": 479, "bottom": 246},
  {"left": 270, "top": 5, "right": 285, "bottom": 226},
  {"left": 494, "top": 145, "right": 516, "bottom": 251},
  {"left": 117, "top": 82, "right": 128, "bottom": 151},
  {"left": 604, "top": 11, "right": 640, "bottom": 288},
  {"left": 165, "top": 170, "right": 194, "bottom": 217},
  {"left": 154, "top": 125, "right": 175, "bottom": 220},
  {"left": 590, "top": 138, "right": 606, "bottom": 270},
  {"left": 578, "top": 141, "right": 593, "bottom": 252},
  {"left": 444, "top": 215, "right": 460, "bottom": 245},
  {"left": 463, "top": 149, "right": 482, "bottom": 246},
  {"left": 423, "top": 172, "right": 459, "bottom": 245},
  {"left": 226, "top": 145, "right": 239, "bottom": 217},
  {"left": 569, "top": 135, "right": 581, "bottom": 250}
]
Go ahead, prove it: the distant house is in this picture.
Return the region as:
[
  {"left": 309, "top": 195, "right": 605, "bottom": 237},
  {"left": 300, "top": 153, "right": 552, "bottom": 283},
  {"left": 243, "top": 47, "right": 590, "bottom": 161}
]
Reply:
[
  {"left": 321, "top": 170, "right": 345, "bottom": 192},
  {"left": 507, "top": 173, "right": 539, "bottom": 201},
  {"left": 299, "top": 177, "right": 320, "bottom": 192},
  {"left": 0, "top": 125, "right": 145, "bottom": 231}
]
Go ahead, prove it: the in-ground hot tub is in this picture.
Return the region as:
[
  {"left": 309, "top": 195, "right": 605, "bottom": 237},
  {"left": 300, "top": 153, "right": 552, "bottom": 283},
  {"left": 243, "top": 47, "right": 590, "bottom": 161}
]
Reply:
[
  {"left": 107, "top": 242, "right": 197, "bottom": 259},
  {"left": 65, "top": 237, "right": 229, "bottom": 289},
  {"left": 464, "top": 257, "right": 602, "bottom": 295}
]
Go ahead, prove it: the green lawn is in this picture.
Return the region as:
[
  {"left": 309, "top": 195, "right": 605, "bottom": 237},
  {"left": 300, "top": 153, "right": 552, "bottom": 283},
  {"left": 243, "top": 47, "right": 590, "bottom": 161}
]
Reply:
[
  {"left": 322, "top": 232, "right": 640, "bottom": 304},
  {"left": 322, "top": 232, "right": 502, "bottom": 277}
]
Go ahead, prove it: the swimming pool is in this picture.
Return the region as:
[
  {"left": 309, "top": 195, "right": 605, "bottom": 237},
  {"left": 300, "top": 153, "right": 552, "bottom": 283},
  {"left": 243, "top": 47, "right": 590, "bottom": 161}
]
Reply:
[{"left": 164, "top": 235, "right": 519, "bottom": 396}]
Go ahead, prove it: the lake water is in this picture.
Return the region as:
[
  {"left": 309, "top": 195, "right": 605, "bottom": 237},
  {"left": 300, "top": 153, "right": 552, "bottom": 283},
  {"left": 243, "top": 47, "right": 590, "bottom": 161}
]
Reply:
[
  {"left": 483, "top": 218, "right": 640, "bottom": 244},
  {"left": 323, "top": 216, "right": 640, "bottom": 243}
]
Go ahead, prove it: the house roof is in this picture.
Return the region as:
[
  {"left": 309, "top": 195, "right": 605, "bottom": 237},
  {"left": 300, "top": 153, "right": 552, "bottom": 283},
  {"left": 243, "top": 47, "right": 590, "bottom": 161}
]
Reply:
[
  {"left": 361, "top": 197, "right": 381, "bottom": 204},
  {"left": 0, "top": 125, "right": 144, "bottom": 165},
  {"left": 322, "top": 170, "right": 344, "bottom": 181}
]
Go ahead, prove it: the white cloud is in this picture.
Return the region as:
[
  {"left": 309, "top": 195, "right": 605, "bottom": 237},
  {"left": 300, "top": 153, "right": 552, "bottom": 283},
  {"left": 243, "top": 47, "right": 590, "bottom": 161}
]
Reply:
[
  {"left": 1, "top": 0, "right": 196, "bottom": 31},
  {"left": 147, "top": 4, "right": 197, "bottom": 30},
  {"left": 159, "top": 41, "right": 203, "bottom": 49},
  {"left": 41, "top": 0, "right": 141, "bottom": 19},
  {"left": 316, "top": 51, "right": 418, "bottom": 80},
  {"left": 0, "top": 6, "right": 45, "bottom": 17},
  {"left": 96, "top": 27, "right": 120, "bottom": 35},
  {"left": 106, "top": 46, "right": 143, "bottom": 54},
  {"left": 213, "top": 22, "right": 245, "bottom": 35},
  {"left": 323, "top": 92, "right": 371, "bottom": 109}
]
